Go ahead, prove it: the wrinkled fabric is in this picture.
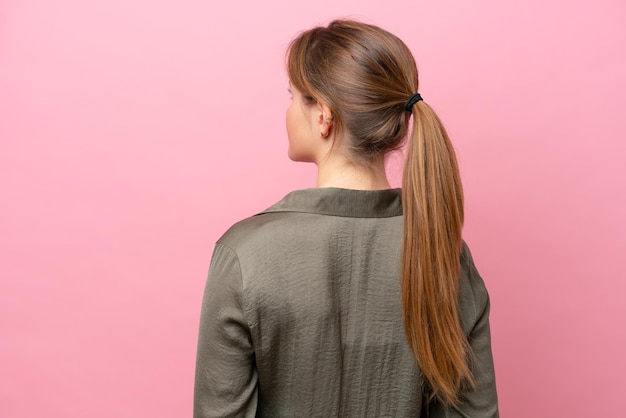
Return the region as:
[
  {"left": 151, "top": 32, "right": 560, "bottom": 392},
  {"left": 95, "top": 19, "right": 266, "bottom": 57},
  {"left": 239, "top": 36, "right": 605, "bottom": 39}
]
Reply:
[{"left": 194, "top": 188, "right": 498, "bottom": 417}]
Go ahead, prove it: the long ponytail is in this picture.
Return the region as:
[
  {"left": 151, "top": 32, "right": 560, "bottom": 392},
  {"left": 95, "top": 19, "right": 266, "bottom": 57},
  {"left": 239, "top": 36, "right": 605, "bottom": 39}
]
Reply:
[{"left": 401, "top": 101, "right": 473, "bottom": 406}]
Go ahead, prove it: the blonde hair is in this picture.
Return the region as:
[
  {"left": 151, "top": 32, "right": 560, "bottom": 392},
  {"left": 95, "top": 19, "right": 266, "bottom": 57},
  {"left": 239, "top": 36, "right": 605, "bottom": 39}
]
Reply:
[{"left": 287, "top": 20, "right": 473, "bottom": 406}]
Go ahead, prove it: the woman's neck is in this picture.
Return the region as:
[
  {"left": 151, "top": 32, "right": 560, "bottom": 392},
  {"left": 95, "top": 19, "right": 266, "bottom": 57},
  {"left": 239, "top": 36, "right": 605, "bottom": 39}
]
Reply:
[{"left": 315, "top": 153, "right": 391, "bottom": 191}]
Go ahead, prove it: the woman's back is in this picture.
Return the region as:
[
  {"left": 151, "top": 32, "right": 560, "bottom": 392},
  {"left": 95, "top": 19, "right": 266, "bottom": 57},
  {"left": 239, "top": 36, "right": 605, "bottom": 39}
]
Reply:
[{"left": 194, "top": 188, "right": 497, "bottom": 417}]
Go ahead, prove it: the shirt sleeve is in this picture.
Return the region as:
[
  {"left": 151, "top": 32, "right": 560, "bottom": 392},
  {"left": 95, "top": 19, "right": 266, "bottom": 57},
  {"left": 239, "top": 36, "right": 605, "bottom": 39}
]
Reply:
[
  {"left": 194, "top": 243, "right": 258, "bottom": 418},
  {"left": 426, "top": 244, "right": 500, "bottom": 418}
]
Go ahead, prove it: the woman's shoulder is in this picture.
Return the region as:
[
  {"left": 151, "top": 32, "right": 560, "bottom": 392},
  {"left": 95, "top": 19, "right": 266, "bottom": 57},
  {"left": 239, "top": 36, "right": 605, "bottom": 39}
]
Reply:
[
  {"left": 214, "top": 189, "right": 313, "bottom": 256},
  {"left": 216, "top": 211, "right": 286, "bottom": 254}
]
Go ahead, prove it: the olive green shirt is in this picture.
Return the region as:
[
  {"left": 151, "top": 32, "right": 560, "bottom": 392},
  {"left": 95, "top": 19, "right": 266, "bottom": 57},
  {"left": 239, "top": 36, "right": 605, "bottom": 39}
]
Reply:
[{"left": 194, "top": 188, "right": 498, "bottom": 417}]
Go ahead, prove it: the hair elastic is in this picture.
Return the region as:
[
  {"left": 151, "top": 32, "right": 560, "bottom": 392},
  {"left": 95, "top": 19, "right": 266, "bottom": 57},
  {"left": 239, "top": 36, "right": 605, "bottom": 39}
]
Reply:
[{"left": 404, "top": 93, "right": 423, "bottom": 112}]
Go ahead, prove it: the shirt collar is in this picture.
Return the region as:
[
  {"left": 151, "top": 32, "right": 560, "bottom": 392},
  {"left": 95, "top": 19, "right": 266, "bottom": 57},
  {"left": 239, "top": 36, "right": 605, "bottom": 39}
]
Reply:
[{"left": 257, "top": 187, "right": 403, "bottom": 218}]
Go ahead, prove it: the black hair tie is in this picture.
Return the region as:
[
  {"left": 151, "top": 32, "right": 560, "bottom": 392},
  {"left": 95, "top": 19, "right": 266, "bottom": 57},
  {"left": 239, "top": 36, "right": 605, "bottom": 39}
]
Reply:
[{"left": 404, "top": 93, "right": 423, "bottom": 112}]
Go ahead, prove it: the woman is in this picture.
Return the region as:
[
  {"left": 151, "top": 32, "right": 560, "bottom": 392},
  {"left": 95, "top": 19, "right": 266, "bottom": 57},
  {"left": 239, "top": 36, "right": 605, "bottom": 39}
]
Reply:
[{"left": 194, "top": 20, "right": 498, "bottom": 417}]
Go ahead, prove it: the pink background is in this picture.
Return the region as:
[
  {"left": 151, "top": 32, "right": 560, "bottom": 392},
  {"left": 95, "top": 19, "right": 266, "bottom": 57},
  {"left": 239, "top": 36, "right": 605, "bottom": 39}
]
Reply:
[{"left": 2, "top": 0, "right": 625, "bottom": 416}]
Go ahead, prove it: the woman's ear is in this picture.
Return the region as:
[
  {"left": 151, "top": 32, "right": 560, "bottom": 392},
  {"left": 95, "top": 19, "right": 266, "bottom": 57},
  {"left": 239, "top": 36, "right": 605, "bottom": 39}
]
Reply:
[{"left": 317, "top": 101, "right": 334, "bottom": 138}]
